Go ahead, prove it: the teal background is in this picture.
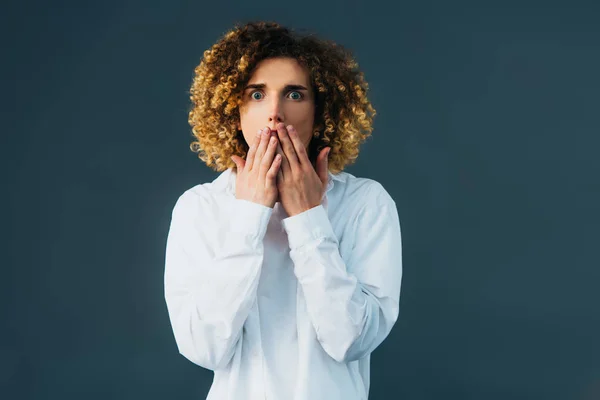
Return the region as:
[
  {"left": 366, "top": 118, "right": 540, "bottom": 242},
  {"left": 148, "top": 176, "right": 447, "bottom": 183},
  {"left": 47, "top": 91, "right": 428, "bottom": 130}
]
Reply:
[{"left": 4, "top": 1, "right": 600, "bottom": 399}]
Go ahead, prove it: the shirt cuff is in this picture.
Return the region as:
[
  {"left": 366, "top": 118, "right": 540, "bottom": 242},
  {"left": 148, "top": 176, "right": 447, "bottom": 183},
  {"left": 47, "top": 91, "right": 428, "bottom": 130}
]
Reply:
[
  {"left": 281, "top": 204, "right": 337, "bottom": 249},
  {"left": 230, "top": 198, "right": 273, "bottom": 239}
]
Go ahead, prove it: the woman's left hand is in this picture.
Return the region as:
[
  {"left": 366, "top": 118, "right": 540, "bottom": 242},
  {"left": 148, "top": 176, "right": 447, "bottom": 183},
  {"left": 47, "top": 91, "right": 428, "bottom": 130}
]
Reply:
[{"left": 274, "top": 123, "right": 330, "bottom": 217}]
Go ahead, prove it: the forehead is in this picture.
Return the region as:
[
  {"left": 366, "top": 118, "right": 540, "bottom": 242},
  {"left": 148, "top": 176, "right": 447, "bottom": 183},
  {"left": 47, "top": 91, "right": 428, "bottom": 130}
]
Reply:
[{"left": 247, "top": 57, "right": 311, "bottom": 86}]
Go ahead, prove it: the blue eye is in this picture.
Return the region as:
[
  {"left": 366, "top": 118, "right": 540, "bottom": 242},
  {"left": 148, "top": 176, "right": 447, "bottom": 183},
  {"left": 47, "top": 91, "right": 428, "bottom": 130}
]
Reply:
[{"left": 249, "top": 90, "right": 303, "bottom": 100}]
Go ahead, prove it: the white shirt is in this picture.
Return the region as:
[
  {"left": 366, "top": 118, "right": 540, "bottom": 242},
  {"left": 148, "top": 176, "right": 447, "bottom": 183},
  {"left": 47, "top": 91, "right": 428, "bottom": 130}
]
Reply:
[{"left": 164, "top": 167, "right": 403, "bottom": 400}]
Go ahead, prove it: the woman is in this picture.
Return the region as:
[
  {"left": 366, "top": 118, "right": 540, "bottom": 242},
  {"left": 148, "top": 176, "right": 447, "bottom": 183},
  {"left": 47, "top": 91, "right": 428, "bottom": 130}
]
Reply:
[{"left": 164, "top": 21, "right": 403, "bottom": 400}]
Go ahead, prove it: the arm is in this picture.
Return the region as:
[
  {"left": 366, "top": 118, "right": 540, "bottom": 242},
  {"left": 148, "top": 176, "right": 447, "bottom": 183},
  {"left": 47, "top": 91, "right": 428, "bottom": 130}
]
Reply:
[
  {"left": 164, "top": 190, "right": 272, "bottom": 370},
  {"left": 281, "top": 183, "right": 403, "bottom": 363}
]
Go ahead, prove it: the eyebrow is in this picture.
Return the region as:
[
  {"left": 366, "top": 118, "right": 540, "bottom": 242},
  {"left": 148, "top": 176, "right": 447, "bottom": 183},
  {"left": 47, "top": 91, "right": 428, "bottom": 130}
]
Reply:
[{"left": 243, "top": 83, "right": 309, "bottom": 91}]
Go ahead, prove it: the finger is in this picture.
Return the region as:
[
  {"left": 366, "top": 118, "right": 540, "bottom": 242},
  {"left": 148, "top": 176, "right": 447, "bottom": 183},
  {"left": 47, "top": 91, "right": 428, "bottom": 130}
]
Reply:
[
  {"left": 245, "top": 128, "right": 262, "bottom": 170},
  {"left": 267, "top": 154, "right": 282, "bottom": 187},
  {"left": 259, "top": 134, "right": 279, "bottom": 179},
  {"left": 252, "top": 128, "right": 270, "bottom": 171},
  {"left": 286, "top": 125, "right": 310, "bottom": 166},
  {"left": 275, "top": 141, "right": 288, "bottom": 179},
  {"left": 276, "top": 123, "right": 300, "bottom": 170}
]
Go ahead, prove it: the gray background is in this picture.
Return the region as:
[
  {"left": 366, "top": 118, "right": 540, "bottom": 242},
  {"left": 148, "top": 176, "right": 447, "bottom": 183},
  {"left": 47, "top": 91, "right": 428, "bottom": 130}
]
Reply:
[{"left": 3, "top": 0, "right": 600, "bottom": 399}]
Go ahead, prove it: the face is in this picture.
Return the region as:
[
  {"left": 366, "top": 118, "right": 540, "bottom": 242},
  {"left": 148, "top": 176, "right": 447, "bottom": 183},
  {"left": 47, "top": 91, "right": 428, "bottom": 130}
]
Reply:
[{"left": 237, "top": 57, "right": 316, "bottom": 157}]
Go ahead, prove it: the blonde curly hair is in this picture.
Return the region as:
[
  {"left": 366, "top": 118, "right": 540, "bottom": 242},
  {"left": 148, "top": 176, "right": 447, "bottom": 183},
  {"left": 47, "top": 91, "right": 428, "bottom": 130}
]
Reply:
[{"left": 188, "top": 21, "right": 376, "bottom": 174}]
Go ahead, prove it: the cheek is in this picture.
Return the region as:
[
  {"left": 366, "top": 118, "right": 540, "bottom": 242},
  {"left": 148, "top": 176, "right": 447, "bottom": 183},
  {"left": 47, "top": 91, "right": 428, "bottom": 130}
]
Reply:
[
  {"left": 238, "top": 111, "right": 255, "bottom": 145},
  {"left": 239, "top": 106, "right": 264, "bottom": 130},
  {"left": 296, "top": 113, "right": 315, "bottom": 145}
]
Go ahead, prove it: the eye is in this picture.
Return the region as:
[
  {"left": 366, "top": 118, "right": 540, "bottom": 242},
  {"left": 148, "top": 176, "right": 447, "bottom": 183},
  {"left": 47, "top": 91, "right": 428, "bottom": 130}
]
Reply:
[
  {"left": 248, "top": 90, "right": 303, "bottom": 101},
  {"left": 288, "top": 91, "right": 303, "bottom": 100}
]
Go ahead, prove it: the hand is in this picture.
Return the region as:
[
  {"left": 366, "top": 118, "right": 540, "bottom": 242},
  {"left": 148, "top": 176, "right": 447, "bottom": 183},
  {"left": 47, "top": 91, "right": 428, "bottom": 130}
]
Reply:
[
  {"left": 231, "top": 128, "right": 283, "bottom": 208},
  {"left": 274, "top": 122, "right": 330, "bottom": 217}
]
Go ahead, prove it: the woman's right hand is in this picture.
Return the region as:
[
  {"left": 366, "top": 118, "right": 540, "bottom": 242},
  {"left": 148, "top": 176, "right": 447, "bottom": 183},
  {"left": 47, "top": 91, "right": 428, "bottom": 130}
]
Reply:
[{"left": 231, "top": 127, "right": 282, "bottom": 209}]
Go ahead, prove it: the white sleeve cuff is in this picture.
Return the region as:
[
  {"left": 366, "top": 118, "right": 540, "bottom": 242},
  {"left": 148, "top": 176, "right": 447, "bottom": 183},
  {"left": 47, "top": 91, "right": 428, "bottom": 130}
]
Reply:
[
  {"left": 229, "top": 198, "right": 273, "bottom": 239},
  {"left": 281, "top": 204, "right": 337, "bottom": 249}
]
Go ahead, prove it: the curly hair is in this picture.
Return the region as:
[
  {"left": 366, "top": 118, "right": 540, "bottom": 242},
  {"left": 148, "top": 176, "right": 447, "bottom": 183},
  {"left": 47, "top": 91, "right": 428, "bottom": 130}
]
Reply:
[{"left": 187, "top": 21, "right": 376, "bottom": 174}]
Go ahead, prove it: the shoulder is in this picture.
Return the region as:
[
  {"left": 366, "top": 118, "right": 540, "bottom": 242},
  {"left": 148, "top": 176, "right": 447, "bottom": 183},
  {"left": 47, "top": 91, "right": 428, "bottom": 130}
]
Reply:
[
  {"left": 336, "top": 171, "right": 396, "bottom": 209},
  {"left": 337, "top": 173, "right": 401, "bottom": 239},
  {"left": 170, "top": 169, "right": 234, "bottom": 218},
  {"left": 170, "top": 179, "right": 226, "bottom": 222}
]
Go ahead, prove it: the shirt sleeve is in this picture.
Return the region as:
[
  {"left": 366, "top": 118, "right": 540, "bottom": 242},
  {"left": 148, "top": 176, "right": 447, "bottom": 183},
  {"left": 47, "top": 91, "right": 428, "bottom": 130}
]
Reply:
[
  {"left": 164, "top": 189, "right": 272, "bottom": 370},
  {"left": 281, "top": 182, "right": 403, "bottom": 363}
]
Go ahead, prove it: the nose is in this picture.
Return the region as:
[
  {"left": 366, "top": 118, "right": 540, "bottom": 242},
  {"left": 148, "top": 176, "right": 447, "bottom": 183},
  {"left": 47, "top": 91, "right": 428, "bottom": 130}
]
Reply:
[{"left": 267, "top": 97, "right": 284, "bottom": 128}]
